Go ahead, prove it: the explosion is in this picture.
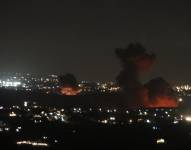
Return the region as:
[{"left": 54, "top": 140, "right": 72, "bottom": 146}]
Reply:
[
  {"left": 146, "top": 96, "right": 178, "bottom": 108},
  {"left": 144, "top": 77, "right": 178, "bottom": 108},
  {"left": 115, "top": 43, "right": 178, "bottom": 108},
  {"left": 58, "top": 74, "right": 81, "bottom": 96},
  {"left": 60, "top": 86, "right": 81, "bottom": 96}
]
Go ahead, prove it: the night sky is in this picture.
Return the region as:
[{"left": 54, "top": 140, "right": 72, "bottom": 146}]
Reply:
[{"left": 0, "top": 0, "right": 190, "bottom": 84}]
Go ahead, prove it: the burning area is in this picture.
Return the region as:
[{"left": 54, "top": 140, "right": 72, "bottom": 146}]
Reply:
[
  {"left": 59, "top": 74, "right": 81, "bottom": 96},
  {"left": 144, "top": 77, "right": 178, "bottom": 108},
  {"left": 115, "top": 43, "right": 178, "bottom": 108},
  {"left": 60, "top": 86, "right": 81, "bottom": 96}
]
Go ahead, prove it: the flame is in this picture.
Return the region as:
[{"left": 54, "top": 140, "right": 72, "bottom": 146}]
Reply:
[
  {"left": 60, "top": 86, "right": 81, "bottom": 96},
  {"left": 145, "top": 96, "right": 178, "bottom": 108}
]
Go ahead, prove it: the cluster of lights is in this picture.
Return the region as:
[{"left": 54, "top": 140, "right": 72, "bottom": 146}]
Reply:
[
  {"left": 9, "top": 112, "right": 17, "bottom": 117},
  {"left": 174, "top": 85, "right": 191, "bottom": 96},
  {"left": 16, "top": 126, "right": 22, "bottom": 132},
  {"left": 0, "top": 120, "right": 10, "bottom": 132},
  {"left": 89, "top": 108, "right": 118, "bottom": 113},
  {"left": 79, "top": 81, "right": 120, "bottom": 93},
  {"left": 101, "top": 120, "right": 108, "bottom": 124},
  {"left": 0, "top": 80, "right": 21, "bottom": 87},
  {"left": 7, "top": 102, "right": 68, "bottom": 124},
  {"left": 106, "top": 109, "right": 117, "bottom": 113},
  {"left": 38, "top": 109, "right": 68, "bottom": 123},
  {"left": 0, "top": 73, "right": 59, "bottom": 92},
  {"left": 16, "top": 141, "right": 49, "bottom": 147},
  {"left": 2, "top": 101, "right": 190, "bottom": 139},
  {"left": 2, "top": 101, "right": 191, "bottom": 149},
  {"left": 99, "top": 116, "right": 117, "bottom": 125},
  {"left": 97, "top": 82, "right": 120, "bottom": 93},
  {"left": 0, "top": 73, "right": 121, "bottom": 95},
  {"left": 175, "top": 85, "right": 191, "bottom": 92},
  {"left": 72, "top": 107, "right": 82, "bottom": 113},
  {"left": 94, "top": 108, "right": 183, "bottom": 126},
  {"left": 0, "top": 127, "right": 10, "bottom": 132}
]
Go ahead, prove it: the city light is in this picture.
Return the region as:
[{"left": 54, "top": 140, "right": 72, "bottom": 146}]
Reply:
[
  {"left": 109, "top": 117, "right": 116, "bottom": 121},
  {"left": 24, "top": 101, "right": 28, "bottom": 107},
  {"left": 185, "top": 116, "right": 191, "bottom": 122},
  {"left": 156, "top": 138, "right": 165, "bottom": 144},
  {"left": 17, "top": 141, "right": 49, "bottom": 147},
  {"left": 145, "top": 119, "right": 151, "bottom": 123},
  {"left": 178, "top": 98, "right": 183, "bottom": 102},
  {"left": 0, "top": 80, "right": 21, "bottom": 87},
  {"left": 9, "top": 112, "right": 17, "bottom": 117},
  {"left": 101, "top": 120, "right": 108, "bottom": 124}
]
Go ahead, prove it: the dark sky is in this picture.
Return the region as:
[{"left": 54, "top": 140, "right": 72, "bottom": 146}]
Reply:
[{"left": 0, "top": 0, "right": 190, "bottom": 84}]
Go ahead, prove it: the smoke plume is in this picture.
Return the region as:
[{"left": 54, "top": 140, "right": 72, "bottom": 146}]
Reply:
[
  {"left": 144, "top": 77, "right": 177, "bottom": 107},
  {"left": 115, "top": 43, "right": 177, "bottom": 108}
]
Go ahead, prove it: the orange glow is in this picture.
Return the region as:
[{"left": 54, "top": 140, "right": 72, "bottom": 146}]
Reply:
[
  {"left": 60, "top": 86, "right": 81, "bottom": 96},
  {"left": 134, "top": 54, "right": 155, "bottom": 72},
  {"left": 145, "top": 96, "right": 178, "bottom": 108}
]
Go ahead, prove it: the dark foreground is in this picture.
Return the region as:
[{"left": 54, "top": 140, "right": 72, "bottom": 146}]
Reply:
[
  {"left": 0, "top": 90, "right": 190, "bottom": 149},
  {"left": 1, "top": 120, "right": 191, "bottom": 150}
]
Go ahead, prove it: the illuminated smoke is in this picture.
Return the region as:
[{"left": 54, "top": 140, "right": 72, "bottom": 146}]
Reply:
[
  {"left": 60, "top": 86, "right": 81, "bottom": 96},
  {"left": 146, "top": 96, "right": 178, "bottom": 108},
  {"left": 115, "top": 43, "right": 177, "bottom": 108},
  {"left": 58, "top": 74, "right": 81, "bottom": 96},
  {"left": 144, "top": 77, "right": 177, "bottom": 107}
]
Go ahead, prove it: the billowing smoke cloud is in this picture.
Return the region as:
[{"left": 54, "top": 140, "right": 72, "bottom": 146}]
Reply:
[
  {"left": 116, "top": 43, "right": 177, "bottom": 108},
  {"left": 59, "top": 74, "right": 78, "bottom": 87},
  {"left": 144, "top": 77, "right": 178, "bottom": 107}
]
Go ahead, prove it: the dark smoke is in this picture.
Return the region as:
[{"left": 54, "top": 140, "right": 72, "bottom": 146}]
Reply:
[
  {"left": 58, "top": 74, "right": 81, "bottom": 96},
  {"left": 145, "top": 77, "right": 175, "bottom": 100},
  {"left": 115, "top": 43, "right": 155, "bottom": 108},
  {"left": 58, "top": 73, "right": 78, "bottom": 87},
  {"left": 144, "top": 77, "right": 177, "bottom": 107},
  {"left": 115, "top": 43, "right": 177, "bottom": 108}
]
